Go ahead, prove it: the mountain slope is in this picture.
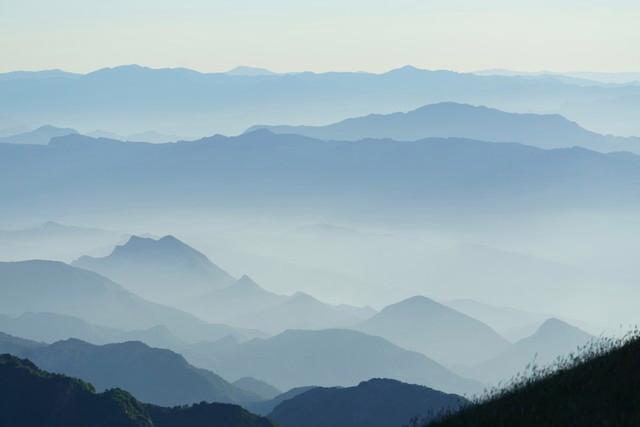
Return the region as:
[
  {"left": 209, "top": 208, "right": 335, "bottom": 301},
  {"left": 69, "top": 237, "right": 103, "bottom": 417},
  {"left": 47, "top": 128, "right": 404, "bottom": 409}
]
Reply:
[
  {"left": 74, "top": 235, "right": 235, "bottom": 305},
  {"left": 233, "top": 377, "right": 282, "bottom": 400},
  {"left": 0, "top": 125, "right": 77, "bottom": 145},
  {"left": 0, "top": 312, "right": 120, "bottom": 344},
  {"left": 180, "top": 275, "right": 370, "bottom": 334},
  {"left": 469, "top": 318, "right": 594, "bottom": 385},
  {"left": 268, "top": 378, "right": 467, "bottom": 427},
  {"left": 0, "top": 312, "right": 191, "bottom": 351},
  {"left": 0, "top": 354, "right": 275, "bottom": 427},
  {"left": 358, "top": 296, "right": 510, "bottom": 366},
  {"left": 0, "top": 334, "right": 261, "bottom": 406},
  {"left": 429, "top": 335, "right": 640, "bottom": 427},
  {"left": 197, "top": 328, "right": 482, "bottom": 395},
  {"left": 249, "top": 102, "right": 640, "bottom": 152},
  {"left": 145, "top": 402, "right": 275, "bottom": 427},
  {"left": 229, "top": 291, "right": 371, "bottom": 334},
  {"left": 445, "top": 299, "right": 550, "bottom": 339},
  {"left": 0, "top": 331, "right": 45, "bottom": 355},
  {"left": 0, "top": 260, "right": 264, "bottom": 343},
  {"left": 244, "top": 386, "right": 317, "bottom": 416},
  {"left": 186, "top": 275, "right": 288, "bottom": 324}
]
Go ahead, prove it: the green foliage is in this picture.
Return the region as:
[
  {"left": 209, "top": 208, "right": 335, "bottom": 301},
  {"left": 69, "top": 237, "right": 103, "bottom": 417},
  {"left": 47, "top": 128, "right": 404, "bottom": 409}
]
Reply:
[
  {"left": 427, "top": 329, "right": 640, "bottom": 426},
  {"left": 0, "top": 354, "right": 154, "bottom": 427}
]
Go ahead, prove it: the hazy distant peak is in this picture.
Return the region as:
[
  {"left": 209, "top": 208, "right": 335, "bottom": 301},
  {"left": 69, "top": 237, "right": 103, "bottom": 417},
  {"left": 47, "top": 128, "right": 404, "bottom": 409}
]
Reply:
[
  {"left": 234, "top": 274, "right": 261, "bottom": 289},
  {"left": 123, "top": 234, "right": 181, "bottom": 248},
  {"left": 0, "top": 125, "right": 78, "bottom": 145},
  {"left": 386, "top": 65, "right": 425, "bottom": 74},
  {"left": 88, "top": 64, "right": 151, "bottom": 75},
  {"left": 72, "top": 232, "right": 236, "bottom": 304},
  {"left": 120, "top": 234, "right": 156, "bottom": 248},
  {"left": 39, "top": 221, "right": 67, "bottom": 230},
  {"left": 158, "top": 234, "right": 181, "bottom": 244},
  {"left": 289, "top": 291, "right": 318, "bottom": 303},
  {"left": 226, "top": 66, "right": 277, "bottom": 76},
  {"left": 378, "top": 294, "right": 475, "bottom": 320},
  {"left": 535, "top": 317, "right": 588, "bottom": 338},
  {"left": 248, "top": 101, "right": 634, "bottom": 152},
  {"left": 0, "top": 69, "right": 80, "bottom": 81},
  {"left": 388, "top": 295, "right": 441, "bottom": 309},
  {"left": 109, "top": 234, "right": 211, "bottom": 263},
  {"left": 243, "top": 128, "right": 278, "bottom": 138},
  {"left": 36, "top": 124, "right": 77, "bottom": 133}
]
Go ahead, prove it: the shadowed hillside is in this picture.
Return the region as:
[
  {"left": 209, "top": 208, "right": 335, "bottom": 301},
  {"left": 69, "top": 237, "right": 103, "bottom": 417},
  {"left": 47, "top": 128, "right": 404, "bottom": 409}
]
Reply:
[
  {"left": 0, "top": 333, "right": 260, "bottom": 406},
  {"left": 268, "top": 378, "right": 467, "bottom": 427},
  {"left": 428, "top": 333, "right": 640, "bottom": 427},
  {"left": 0, "top": 354, "right": 153, "bottom": 427},
  {"left": 0, "top": 354, "right": 275, "bottom": 427}
]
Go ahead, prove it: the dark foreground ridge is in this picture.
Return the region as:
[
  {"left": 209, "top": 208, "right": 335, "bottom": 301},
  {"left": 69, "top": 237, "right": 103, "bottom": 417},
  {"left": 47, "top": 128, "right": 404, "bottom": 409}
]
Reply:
[
  {"left": 0, "top": 354, "right": 274, "bottom": 427},
  {"left": 268, "top": 378, "right": 467, "bottom": 427},
  {"left": 428, "top": 333, "right": 640, "bottom": 427}
]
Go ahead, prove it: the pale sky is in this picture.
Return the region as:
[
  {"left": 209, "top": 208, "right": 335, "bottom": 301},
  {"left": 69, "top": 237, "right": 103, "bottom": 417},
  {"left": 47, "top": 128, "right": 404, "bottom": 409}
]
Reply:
[{"left": 1, "top": 0, "right": 639, "bottom": 73}]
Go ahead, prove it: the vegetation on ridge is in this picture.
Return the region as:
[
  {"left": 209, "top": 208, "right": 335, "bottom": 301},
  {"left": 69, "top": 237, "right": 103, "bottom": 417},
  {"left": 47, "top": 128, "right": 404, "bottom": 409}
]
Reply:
[{"left": 426, "top": 330, "right": 640, "bottom": 426}]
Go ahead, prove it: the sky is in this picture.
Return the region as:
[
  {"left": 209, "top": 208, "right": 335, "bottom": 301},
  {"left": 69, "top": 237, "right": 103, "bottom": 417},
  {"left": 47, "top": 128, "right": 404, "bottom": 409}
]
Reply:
[{"left": 1, "top": 0, "right": 639, "bottom": 74}]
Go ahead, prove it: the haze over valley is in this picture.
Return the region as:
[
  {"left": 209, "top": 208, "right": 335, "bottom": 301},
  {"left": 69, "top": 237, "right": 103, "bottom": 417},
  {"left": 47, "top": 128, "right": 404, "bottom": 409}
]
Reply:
[{"left": 2, "top": 1, "right": 640, "bottom": 425}]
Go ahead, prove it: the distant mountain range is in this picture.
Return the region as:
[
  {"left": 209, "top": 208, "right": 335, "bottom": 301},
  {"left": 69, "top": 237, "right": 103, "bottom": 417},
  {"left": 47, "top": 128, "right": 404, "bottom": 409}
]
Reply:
[
  {"left": 74, "top": 235, "right": 373, "bottom": 332},
  {"left": 475, "top": 69, "right": 640, "bottom": 85},
  {"left": 1, "top": 65, "right": 639, "bottom": 137},
  {"left": 0, "top": 312, "right": 121, "bottom": 345},
  {"left": 225, "top": 290, "right": 373, "bottom": 334},
  {"left": 0, "top": 354, "right": 274, "bottom": 427},
  {"left": 467, "top": 318, "right": 594, "bottom": 385},
  {"left": 189, "top": 275, "right": 288, "bottom": 323},
  {"left": 0, "top": 333, "right": 260, "bottom": 406},
  {"left": 87, "top": 129, "right": 183, "bottom": 143},
  {"left": 268, "top": 378, "right": 467, "bottom": 427},
  {"left": 445, "top": 299, "right": 556, "bottom": 340},
  {"left": 74, "top": 235, "right": 236, "bottom": 305},
  {"left": 0, "top": 125, "right": 78, "bottom": 145},
  {"left": 0, "top": 124, "right": 184, "bottom": 145},
  {"left": 188, "top": 275, "right": 372, "bottom": 333},
  {"left": 191, "top": 328, "right": 482, "bottom": 395},
  {"left": 249, "top": 102, "right": 640, "bottom": 153},
  {"left": 0, "top": 221, "right": 125, "bottom": 262},
  {"left": 0, "top": 260, "right": 264, "bottom": 344},
  {"left": 357, "top": 296, "right": 509, "bottom": 366},
  {"left": 3, "top": 131, "right": 640, "bottom": 222},
  {"left": 0, "top": 311, "right": 217, "bottom": 352},
  {"left": 445, "top": 299, "right": 593, "bottom": 342}
]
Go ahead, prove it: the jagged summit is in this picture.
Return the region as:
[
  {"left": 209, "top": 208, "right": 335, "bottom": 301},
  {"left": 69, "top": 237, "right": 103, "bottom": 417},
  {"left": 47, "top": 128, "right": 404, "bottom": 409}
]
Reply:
[
  {"left": 73, "top": 235, "right": 235, "bottom": 304},
  {"left": 232, "top": 275, "right": 263, "bottom": 291}
]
